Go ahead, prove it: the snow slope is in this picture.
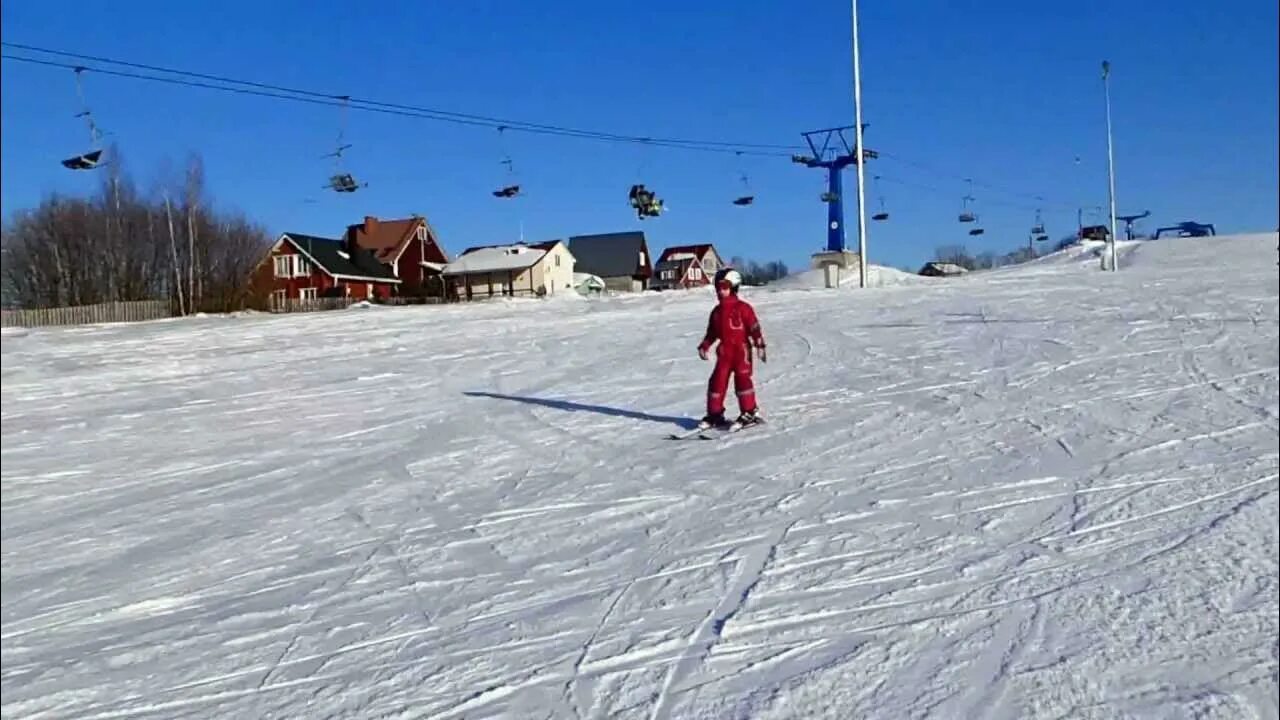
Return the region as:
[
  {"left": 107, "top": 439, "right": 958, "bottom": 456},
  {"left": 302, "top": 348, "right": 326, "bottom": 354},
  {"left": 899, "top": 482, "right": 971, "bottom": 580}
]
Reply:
[
  {"left": 771, "top": 262, "right": 931, "bottom": 290},
  {"left": 2, "top": 233, "right": 1278, "bottom": 719}
]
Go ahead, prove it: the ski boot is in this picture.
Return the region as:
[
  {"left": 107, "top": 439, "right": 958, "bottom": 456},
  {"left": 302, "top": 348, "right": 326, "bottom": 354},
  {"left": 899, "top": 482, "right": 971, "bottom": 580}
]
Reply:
[
  {"left": 733, "top": 409, "right": 764, "bottom": 429},
  {"left": 698, "top": 412, "right": 730, "bottom": 431}
]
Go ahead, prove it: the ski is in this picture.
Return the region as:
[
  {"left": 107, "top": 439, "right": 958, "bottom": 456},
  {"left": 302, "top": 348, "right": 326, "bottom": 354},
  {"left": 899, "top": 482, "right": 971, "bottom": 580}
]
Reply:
[
  {"left": 668, "top": 417, "right": 765, "bottom": 440},
  {"left": 667, "top": 425, "right": 717, "bottom": 440},
  {"left": 696, "top": 418, "right": 765, "bottom": 439}
]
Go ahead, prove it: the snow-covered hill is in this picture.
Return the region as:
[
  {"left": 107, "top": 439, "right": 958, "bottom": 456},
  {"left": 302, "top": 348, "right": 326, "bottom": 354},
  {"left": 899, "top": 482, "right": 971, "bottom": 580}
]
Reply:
[
  {"left": 3, "top": 233, "right": 1277, "bottom": 719},
  {"left": 770, "top": 262, "right": 932, "bottom": 290}
]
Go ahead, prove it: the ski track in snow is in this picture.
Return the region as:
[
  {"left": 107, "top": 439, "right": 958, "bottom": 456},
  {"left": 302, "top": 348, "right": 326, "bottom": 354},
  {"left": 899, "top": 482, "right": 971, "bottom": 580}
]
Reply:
[{"left": 2, "top": 233, "right": 1278, "bottom": 719}]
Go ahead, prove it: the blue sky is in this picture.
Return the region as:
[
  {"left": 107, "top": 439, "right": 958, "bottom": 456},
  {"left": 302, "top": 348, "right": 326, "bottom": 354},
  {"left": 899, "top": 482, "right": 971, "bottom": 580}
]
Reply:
[{"left": 2, "top": 0, "right": 1277, "bottom": 271}]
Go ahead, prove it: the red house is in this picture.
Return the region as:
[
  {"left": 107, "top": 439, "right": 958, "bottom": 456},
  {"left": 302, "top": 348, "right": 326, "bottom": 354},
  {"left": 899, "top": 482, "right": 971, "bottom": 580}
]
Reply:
[
  {"left": 345, "top": 215, "right": 450, "bottom": 296},
  {"left": 253, "top": 232, "right": 401, "bottom": 309},
  {"left": 652, "top": 244, "right": 725, "bottom": 290}
]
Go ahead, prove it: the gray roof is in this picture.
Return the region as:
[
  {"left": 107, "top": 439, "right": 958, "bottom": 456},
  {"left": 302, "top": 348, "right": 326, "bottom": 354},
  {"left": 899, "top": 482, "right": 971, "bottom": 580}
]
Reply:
[
  {"left": 283, "top": 233, "right": 398, "bottom": 281},
  {"left": 568, "top": 231, "right": 649, "bottom": 279}
]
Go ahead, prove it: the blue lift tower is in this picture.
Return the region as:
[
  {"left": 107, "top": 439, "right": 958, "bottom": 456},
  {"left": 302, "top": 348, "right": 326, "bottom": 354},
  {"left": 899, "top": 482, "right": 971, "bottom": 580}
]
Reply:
[{"left": 792, "top": 125, "right": 877, "bottom": 253}]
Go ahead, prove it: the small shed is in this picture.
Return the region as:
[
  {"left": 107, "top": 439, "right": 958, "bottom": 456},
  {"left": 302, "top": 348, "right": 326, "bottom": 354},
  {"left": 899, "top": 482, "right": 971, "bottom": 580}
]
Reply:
[
  {"left": 918, "top": 261, "right": 970, "bottom": 277},
  {"left": 573, "top": 273, "right": 607, "bottom": 295}
]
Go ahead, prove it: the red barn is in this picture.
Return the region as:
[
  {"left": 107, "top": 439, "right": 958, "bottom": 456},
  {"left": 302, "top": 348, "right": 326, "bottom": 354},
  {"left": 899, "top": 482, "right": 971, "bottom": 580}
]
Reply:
[
  {"left": 253, "top": 232, "right": 400, "bottom": 309},
  {"left": 345, "top": 215, "right": 450, "bottom": 296}
]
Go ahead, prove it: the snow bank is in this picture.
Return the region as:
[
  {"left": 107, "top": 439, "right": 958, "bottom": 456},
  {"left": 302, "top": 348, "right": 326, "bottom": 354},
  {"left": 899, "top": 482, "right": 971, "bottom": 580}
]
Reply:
[
  {"left": 1122, "top": 231, "right": 1279, "bottom": 270},
  {"left": 769, "top": 263, "right": 934, "bottom": 291}
]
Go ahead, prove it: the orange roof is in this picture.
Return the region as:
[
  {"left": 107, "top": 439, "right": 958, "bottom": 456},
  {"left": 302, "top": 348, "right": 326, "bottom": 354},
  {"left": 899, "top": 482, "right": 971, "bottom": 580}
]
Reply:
[{"left": 347, "top": 216, "right": 423, "bottom": 264}]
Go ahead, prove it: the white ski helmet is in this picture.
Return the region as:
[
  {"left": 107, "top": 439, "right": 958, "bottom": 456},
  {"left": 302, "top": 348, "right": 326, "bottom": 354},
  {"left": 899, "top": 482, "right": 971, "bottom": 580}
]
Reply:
[{"left": 714, "top": 267, "right": 743, "bottom": 291}]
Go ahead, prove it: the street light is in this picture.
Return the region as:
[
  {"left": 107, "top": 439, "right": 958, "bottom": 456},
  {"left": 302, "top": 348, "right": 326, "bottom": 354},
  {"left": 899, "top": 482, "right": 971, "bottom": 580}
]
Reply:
[
  {"left": 851, "top": 0, "right": 869, "bottom": 288},
  {"left": 1102, "top": 60, "right": 1119, "bottom": 271}
]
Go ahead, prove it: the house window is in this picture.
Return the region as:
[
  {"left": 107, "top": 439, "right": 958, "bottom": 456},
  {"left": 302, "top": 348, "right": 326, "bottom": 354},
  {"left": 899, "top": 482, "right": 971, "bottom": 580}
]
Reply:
[
  {"left": 555, "top": 254, "right": 561, "bottom": 267},
  {"left": 299, "top": 287, "right": 317, "bottom": 301},
  {"left": 274, "top": 255, "right": 291, "bottom": 278},
  {"left": 417, "top": 226, "right": 426, "bottom": 241},
  {"left": 639, "top": 251, "right": 646, "bottom": 266},
  {"left": 271, "top": 289, "right": 286, "bottom": 309},
  {"left": 690, "top": 267, "right": 703, "bottom": 281},
  {"left": 293, "top": 256, "right": 311, "bottom": 277}
]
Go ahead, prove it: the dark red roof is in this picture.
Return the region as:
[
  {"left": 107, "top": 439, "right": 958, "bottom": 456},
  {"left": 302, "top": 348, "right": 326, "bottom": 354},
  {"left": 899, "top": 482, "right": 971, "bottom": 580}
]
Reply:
[{"left": 347, "top": 215, "right": 449, "bottom": 265}]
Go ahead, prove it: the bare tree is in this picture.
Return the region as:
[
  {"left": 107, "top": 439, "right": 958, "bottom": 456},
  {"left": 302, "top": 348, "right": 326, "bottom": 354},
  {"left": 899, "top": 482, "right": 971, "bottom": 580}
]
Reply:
[
  {"left": 1, "top": 148, "right": 270, "bottom": 312},
  {"left": 934, "top": 244, "right": 977, "bottom": 270}
]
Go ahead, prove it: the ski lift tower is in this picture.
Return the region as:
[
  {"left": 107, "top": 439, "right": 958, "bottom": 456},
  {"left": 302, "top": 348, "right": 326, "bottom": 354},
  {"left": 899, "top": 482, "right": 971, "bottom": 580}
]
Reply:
[{"left": 792, "top": 125, "right": 877, "bottom": 288}]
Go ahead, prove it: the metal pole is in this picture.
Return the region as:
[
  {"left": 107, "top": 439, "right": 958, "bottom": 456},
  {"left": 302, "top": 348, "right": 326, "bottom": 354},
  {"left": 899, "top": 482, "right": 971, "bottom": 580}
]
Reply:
[
  {"left": 851, "top": 0, "right": 869, "bottom": 288},
  {"left": 1103, "top": 60, "right": 1119, "bottom": 271}
]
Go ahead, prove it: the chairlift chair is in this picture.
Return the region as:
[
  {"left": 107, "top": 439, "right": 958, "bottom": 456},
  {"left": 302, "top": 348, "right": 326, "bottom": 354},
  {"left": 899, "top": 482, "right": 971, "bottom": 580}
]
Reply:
[
  {"left": 493, "top": 134, "right": 523, "bottom": 199},
  {"left": 327, "top": 173, "right": 365, "bottom": 193},
  {"left": 62, "top": 68, "right": 107, "bottom": 171},
  {"left": 958, "top": 179, "right": 977, "bottom": 222},
  {"left": 869, "top": 176, "right": 889, "bottom": 221},
  {"left": 966, "top": 211, "right": 984, "bottom": 236},
  {"left": 731, "top": 155, "right": 754, "bottom": 206},
  {"left": 62, "top": 148, "right": 104, "bottom": 170},
  {"left": 322, "top": 98, "right": 366, "bottom": 193},
  {"left": 732, "top": 174, "right": 754, "bottom": 206},
  {"left": 1030, "top": 208, "right": 1046, "bottom": 236},
  {"left": 629, "top": 183, "right": 664, "bottom": 219},
  {"left": 872, "top": 195, "right": 889, "bottom": 221}
]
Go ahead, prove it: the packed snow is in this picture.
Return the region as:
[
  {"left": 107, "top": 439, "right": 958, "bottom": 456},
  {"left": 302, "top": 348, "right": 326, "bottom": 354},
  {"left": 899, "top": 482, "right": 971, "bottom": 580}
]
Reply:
[
  {"left": 2, "top": 233, "right": 1277, "bottom": 719},
  {"left": 772, "top": 262, "right": 930, "bottom": 290}
]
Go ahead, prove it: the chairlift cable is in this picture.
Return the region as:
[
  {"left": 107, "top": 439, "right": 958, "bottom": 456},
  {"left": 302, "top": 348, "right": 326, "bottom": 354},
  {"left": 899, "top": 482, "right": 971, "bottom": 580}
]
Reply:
[
  {"left": 5, "top": 43, "right": 1093, "bottom": 207},
  {"left": 1, "top": 44, "right": 802, "bottom": 156}
]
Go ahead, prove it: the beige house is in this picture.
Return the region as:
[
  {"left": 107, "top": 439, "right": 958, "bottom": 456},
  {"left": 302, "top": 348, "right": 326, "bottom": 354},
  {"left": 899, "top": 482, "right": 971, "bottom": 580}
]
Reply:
[{"left": 443, "top": 240, "right": 576, "bottom": 301}]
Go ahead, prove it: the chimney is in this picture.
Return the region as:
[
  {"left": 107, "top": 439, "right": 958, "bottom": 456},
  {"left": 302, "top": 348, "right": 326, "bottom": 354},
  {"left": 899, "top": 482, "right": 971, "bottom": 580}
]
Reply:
[{"left": 348, "top": 215, "right": 377, "bottom": 255}]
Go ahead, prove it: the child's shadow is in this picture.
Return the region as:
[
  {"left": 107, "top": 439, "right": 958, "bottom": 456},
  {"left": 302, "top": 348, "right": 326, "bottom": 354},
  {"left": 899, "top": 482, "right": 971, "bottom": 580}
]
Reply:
[{"left": 463, "top": 391, "right": 700, "bottom": 430}]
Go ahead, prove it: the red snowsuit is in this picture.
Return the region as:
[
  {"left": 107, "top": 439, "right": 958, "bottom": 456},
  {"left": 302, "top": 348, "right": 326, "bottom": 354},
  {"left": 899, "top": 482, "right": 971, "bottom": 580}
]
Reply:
[{"left": 697, "top": 293, "right": 766, "bottom": 416}]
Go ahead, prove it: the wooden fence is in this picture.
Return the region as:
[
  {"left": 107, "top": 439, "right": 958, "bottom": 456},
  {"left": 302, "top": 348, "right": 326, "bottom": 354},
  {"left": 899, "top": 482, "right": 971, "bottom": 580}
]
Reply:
[
  {"left": 268, "top": 296, "right": 447, "bottom": 314},
  {"left": 0, "top": 300, "right": 174, "bottom": 328}
]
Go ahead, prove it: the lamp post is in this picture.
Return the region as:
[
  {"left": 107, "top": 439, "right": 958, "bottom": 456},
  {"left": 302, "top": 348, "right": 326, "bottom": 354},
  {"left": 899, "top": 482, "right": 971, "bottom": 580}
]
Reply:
[
  {"left": 1103, "top": 60, "right": 1119, "bottom": 271},
  {"left": 851, "top": 0, "right": 869, "bottom": 288}
]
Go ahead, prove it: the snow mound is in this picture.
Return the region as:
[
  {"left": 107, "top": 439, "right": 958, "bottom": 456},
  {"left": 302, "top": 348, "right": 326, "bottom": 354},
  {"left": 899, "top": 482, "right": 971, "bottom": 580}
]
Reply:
[
  {"left": 770, "top": 263, "right": 934, "bottom": 291},
  {"left": 1122, "top": 231, "right": 1279, "bottom": 270}
]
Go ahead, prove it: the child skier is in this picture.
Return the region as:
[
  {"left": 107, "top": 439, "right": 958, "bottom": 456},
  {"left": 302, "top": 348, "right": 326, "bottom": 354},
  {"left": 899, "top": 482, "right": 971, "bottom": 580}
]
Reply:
[{"left": 696, "top": 267, "right": 767, "bottom": 429}]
